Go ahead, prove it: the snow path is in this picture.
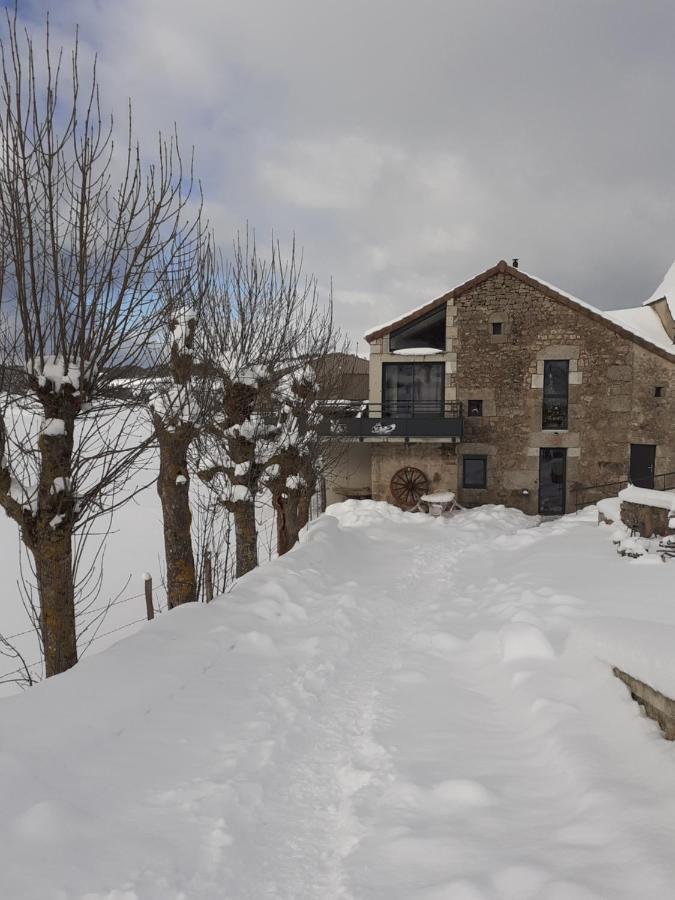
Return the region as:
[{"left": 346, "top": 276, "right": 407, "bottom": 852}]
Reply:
[
  {"left": 3, "top": 502, "right": 675, "bottom": 899},
  {"left": 197, "top": 508, "right": 675, "bottom": 899}
]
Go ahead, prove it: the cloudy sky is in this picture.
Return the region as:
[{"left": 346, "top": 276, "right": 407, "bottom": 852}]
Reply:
[{"left": 17, "top": 0, "right": 675, "bottom": 347}]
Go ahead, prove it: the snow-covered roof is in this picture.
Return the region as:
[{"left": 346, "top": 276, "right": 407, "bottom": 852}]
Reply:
[
  {"left": 365, "top": 297, "right": 446, "bottom": 340},
  {"left": 365, "top": 260, "right": 675, "bottom": 360},
  {"left": 644, "top": 258, "right": 675, "bottom": 319},
  {"left": 604, "top": 306, "right": 675, "bottom": 355}
]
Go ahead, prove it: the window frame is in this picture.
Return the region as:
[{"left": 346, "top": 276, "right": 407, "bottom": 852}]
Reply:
[
  {"left": 491, "top": 321, "right": 503, "bottom": 336},
  {"left": 542, "top": 359, "right": 569, "bottom": 431},
  {"left": 467, "top": 399, "right": 483, "bottom": 417},
  {"left": 389, "top": 306, "right": 446, "bottom": 352},
  {"left": 462, "top": 454, "right": 487, "bottom": 489},
  {"left": 381, "top": 361, "right": 445, "bottom": 417}
]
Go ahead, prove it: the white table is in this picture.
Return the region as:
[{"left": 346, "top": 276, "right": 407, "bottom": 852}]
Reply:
[{"left": 417, "top": 491, "right": 461, "bottom": 516}]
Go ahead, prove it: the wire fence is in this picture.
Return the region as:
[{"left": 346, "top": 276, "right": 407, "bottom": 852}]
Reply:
[
  {"left": 0, "top": 590, "right": 149, "bottom": 645},
  {"left": 0, "top": 613, "right": 151, "bottom": 684},
  {"left": 0, "top": 483, "right": 328, "bottom": 686},
  {"left": 0, "top": 586, "right": 162, "bottom": 685}
]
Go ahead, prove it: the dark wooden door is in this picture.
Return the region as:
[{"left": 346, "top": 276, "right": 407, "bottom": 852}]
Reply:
[
  {"left": 629, "top": 444, "right": 656, "bottom": 488},
  {"left": 538, "top": 448, "right": 567, "bottom": 515}
]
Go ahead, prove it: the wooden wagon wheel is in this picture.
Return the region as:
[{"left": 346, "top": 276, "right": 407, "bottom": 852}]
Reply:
[{"left": 390, "top": 466, "right": 429, "bottom": 508}]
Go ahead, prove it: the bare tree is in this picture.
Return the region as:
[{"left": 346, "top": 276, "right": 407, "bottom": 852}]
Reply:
[
  {"left": 199, "top": 232, "right": 318, "bottom": 578},
  {"left": 0, "top": 13, "right": 201, "bottom": 675},
  {"left": 150, "top": 233, "right": 215, "bottom": 608},
  {"left": 264, "top": 333, "right": 351, "bottom": 556}
]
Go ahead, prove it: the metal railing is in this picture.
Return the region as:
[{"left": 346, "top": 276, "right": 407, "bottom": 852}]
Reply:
[
  {"left": 322, "top": 400, "right": 463, "bottom": 439},
  {"left": 573, "top": 470, "right": 675, "bottom": 511}
]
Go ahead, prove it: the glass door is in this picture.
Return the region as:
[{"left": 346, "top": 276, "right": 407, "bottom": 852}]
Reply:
[
  {"left": 538, "top": 448, "right": 567, "bottom": 515},
  {"left": 382, "top": 363, "right": 444, "bottom": 417}
]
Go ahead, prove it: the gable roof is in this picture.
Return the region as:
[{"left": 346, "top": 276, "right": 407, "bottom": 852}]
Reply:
[
  {"left": 644, "top": 258, "right": 675, "bottom": 320},
  {"left": 365, "top": 259, "right": 675, "bottom": 362}
]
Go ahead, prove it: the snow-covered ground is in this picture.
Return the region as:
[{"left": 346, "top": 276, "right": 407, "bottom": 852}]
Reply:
[
  {"left": 2, "top": 500, "right": 675, "bottom": 899},
  {"left": 0, "top": 449, "right": 276, "bottom": 697}
]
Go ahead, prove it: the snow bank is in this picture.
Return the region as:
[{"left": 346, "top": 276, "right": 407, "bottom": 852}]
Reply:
[
  {"left": 618, "top": 485, "right": 675, "bottom": 511},
  {"left": 570, "top": 617, "right": 675, "bottom": 700},
  {"left": 2, "top": 500, "right": 675, "bottom": 898},
  {"left": 597, "top": 497, "right": 621, "bottom": 521}
]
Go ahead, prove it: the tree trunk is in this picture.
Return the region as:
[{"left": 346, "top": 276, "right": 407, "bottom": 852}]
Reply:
[
  {"left": 297, "top": 492, "right": 310, "bottom": 532},
  {"left": 274, "top": 491, "right": 299, "bottom": 556},
  {"left": 34, "top": 536, "right": 77, "bottom": 677},
  {"left": 156, "top": 427, "right": 197, "bottom": 608},
  {"left": 30, "top": 399, "right": 79, "bottom": 677},
  {"left": 297, "top": 475, "right": 318, "bottom": 531},
  {"left": 233, "top": 499, "right": 258, "bottom": 577}
]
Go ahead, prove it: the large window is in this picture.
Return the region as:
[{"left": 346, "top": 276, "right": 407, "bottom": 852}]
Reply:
[
  {"left": 389, "top": 306, "right": 446, "bottom": 352},
  {"left": 382, "top": 362, "right": 444, "bottom": 417},
  {"left": 463, "top": 455, "right": 487, "bottom": 489},
  {"left": 542, "top": 360, "right": 569, "bottom": 430}
]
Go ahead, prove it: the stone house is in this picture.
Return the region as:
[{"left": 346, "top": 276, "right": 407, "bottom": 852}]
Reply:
[{"left": 326, "top": 259, "right": 675, "bottom": 515}]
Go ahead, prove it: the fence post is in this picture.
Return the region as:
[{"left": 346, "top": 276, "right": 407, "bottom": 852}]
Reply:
[
  {"left": 204, "top": 551, "right": 214, "bottom": 604},
  {"left": 143, "top": 573, "right": 154, "bottom": 620}
]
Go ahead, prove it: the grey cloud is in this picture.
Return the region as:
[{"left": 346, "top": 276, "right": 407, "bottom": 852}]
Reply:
[{"left": 19, "top": 0, "right": 675, "bottom": 342}]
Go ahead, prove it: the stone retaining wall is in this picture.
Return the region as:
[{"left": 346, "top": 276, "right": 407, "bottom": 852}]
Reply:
[
  {"left": 613, "top": 667, "right": 675, "bottom": 740},
  {"left": 620, "top": 500, "right": 674, "bottom": 538}
]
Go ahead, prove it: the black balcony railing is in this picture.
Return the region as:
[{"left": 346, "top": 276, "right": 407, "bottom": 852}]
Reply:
[{"left": 321, "top": 401, "right": 463, "bottom": 440}]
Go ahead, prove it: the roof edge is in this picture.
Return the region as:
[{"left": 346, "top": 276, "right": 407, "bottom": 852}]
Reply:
[
  {"left": 364, "top": 260, "right": 508, "bottom": 342},
  {"left": 364, "top": 260, "right": 675, "bottom": 363}
]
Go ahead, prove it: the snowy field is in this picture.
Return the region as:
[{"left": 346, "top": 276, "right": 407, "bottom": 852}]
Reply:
[
  {"left": 0, "top": 449, "right": 276, "bottom": 696},
  {"left": 2, "top": 500, "right": 675, "bottom": 899}
]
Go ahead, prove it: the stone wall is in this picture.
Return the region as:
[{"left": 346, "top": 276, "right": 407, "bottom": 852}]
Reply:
[
  {"left": 452, "top": 271, "right": 675, "bottom": 514},
  {"left": 361, "top": 266, "right": 675, "bottom": 514},
  {"left": 613, "top": 667, "right": 675, "bottom": 740},
  {"left": 371, "top": 443, "right": 458, "bottom": 507},
  {"left": 325, "top": 442, "right": 373, "bottom": 504},
  {"left": 620, "top": 500, "right": 674, "bottom": 538}
]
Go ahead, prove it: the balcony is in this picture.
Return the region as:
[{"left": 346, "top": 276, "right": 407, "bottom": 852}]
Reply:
[{"left": 322, "top": 401, "right": 464, "bottom": 441}]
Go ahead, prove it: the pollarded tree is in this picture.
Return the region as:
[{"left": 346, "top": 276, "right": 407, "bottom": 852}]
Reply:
[
  {"left": 264, "top": 364, "right": 322, "bottom": 556},
  {"left": 150, "top": 233, "right": 216, "bottom": 609},
  {"left": 0, "top": 13, "right": 202, "bottom": 675},
  {"left": 199, "top": 232, "right": 318, "bottom": 577},
  {"left": 264, "top": 334, "right": 352, "bottom": 556}
]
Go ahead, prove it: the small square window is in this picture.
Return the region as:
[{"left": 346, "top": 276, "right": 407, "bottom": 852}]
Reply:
[
  {"left": 467, "top": 399, "right": 483, "bottom": 417},
  {"left": 491, "top": 322, "right": 503, "bottom": 335},
  {"left": 655, "top": 386, "right": 664, "bottom": 398},
  {"left": 463, "top": 455, "right": 487, "bottom": 489}
]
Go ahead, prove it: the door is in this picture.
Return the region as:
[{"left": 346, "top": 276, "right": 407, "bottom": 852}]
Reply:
[
  {"left": 629, "top": 444, "right": 656, "bottom": 488},
  {"left": 538, "top": 448, "right": 567, "bottom": 515}
]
